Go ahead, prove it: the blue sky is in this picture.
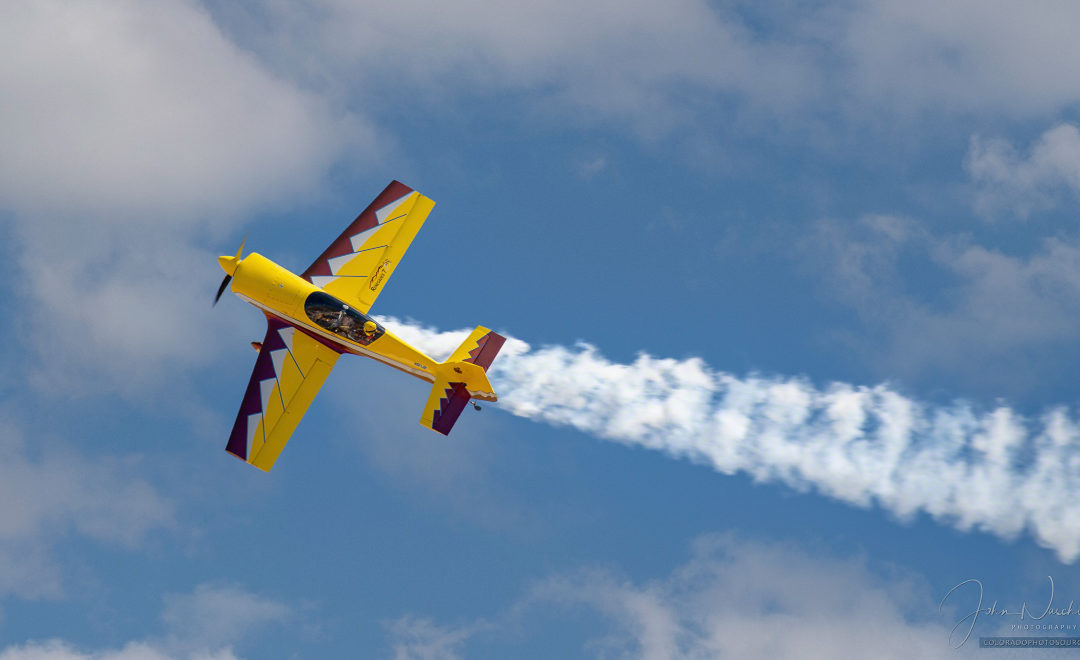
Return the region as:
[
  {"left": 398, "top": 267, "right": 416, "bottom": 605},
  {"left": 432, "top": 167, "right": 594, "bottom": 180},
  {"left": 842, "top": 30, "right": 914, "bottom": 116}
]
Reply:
[{"left": 5, "top": 1, "right": 1080, "bottom": 657}]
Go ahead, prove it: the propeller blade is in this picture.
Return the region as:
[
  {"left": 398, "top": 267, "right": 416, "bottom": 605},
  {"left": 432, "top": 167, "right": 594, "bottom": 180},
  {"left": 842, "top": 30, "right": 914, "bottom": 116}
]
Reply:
[{"left": 213, "top": 274, "right": 232, "bottom": 306}]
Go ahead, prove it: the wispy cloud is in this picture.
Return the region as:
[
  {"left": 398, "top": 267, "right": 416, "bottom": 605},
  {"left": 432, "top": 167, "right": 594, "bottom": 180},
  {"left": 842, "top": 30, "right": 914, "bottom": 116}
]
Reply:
[
  {"left": 0, "top": 413, "right": 175, "bottom": 599},
  {"left": 224, "top": 0, "right": 821, "bottom": 137},
  {"left": 389, "top": 533, "right": 968, "bottom": 659},
  {"left": 840, "top": 2, "right": 1080, "bottom": 118},
  {"left": 0, "top": 583, "right": 288, "bottom": 660},
  {"left": 386, "top": 317, "right": 1080, "bottom": 563},
  {"left": 161, "top": 584, "right": 290, "bottom": 651},
  {"left": 803, "top": 215, "right": 1080, "bottom": 396},
  {"left": 574, "top": 155, "right": 609, "bottom": 181},
  {"left": 222, "top": 1, "right": 1080, "bottom": 138},
  {"left": 0, "top": 640, "right": 240, "bottom": 660},
  {"left": 967, "top": 123, "right": 1080, "bottom": 218},
  {"left": 527, "top": 534, "right": 965, "bottom": 660},
  {"left": 385, "top": 616, "right": 480, "bottom": 660}
]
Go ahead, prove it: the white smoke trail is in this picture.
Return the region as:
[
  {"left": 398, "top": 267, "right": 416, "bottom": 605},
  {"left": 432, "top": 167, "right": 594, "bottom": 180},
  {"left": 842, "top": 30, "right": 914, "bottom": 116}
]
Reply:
[{"left": 382, "top": 317, "right": 1080, "bottom": 563}]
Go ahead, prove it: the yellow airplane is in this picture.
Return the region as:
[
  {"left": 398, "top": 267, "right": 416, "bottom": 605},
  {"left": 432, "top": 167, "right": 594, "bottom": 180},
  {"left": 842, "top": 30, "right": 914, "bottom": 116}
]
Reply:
[{"left": 215, "top": 181, "right": 505, "bottom": 471}]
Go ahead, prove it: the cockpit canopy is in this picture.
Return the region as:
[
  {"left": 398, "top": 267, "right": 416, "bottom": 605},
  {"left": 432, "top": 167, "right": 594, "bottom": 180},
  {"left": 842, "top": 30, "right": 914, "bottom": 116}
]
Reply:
[{"left": 304, "top": 291, "right": 385, "bottom": 346}]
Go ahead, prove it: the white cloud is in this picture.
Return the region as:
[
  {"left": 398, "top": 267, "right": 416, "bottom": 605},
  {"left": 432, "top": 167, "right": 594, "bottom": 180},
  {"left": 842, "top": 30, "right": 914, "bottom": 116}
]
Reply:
[
  {"left": 385, "top": 617, "right": 478, "bottom": 660},
  {"left": 0, "top": 640, "right": 239, "bottom": 660},
  {"left": 0, "top": 0, "right": 365, "bottom": 394},
  {"left": 220, "top": 0, "right": 824, "bottom": 135},
  {"left": 0, "top": 0, "right": 360, "bottom": 220},
  {"left": 0, "top": 584, "right": 287, "bottom": 660},
  {"left": 223, "top": 1, "right": 1080, "bottom": 137},
  {"left": 967, "top": 124, "right": 1080, "bottom": 217},
  {"left": 16, "top": 236, "right": 226, "bottom": 395},
  {"left": 575, "top": 155, "right": 609, "bottom": 181},
  {"left": 806, "top": 216, "right": 1080, "bottom": 392},
  {"left": 530, "top": 535, "right": 963, "bottom": 660},
  {"left": 389, "top": 534, "right": 973, "bottom": 659},
  {"left": 0, "top": 415, "right": 175, "bottom": 599},
  {"left": 842, "top": 1, "right": 1080, "bottom": 118},
  {"left": 387, "top": 317, "right": 1080, "bottom": 563},
  {"left": 161, "top": 584, "right": 290, "bottom": 650}
]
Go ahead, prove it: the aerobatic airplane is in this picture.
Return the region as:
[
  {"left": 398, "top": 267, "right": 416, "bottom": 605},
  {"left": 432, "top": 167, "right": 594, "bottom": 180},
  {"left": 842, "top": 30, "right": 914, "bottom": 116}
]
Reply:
[{"left": 215, "top": 181, "right": 505, "bottom": 471}]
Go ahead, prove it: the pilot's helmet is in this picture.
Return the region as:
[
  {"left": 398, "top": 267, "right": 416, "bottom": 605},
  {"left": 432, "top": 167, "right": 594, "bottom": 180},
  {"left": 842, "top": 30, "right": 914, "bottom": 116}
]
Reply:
[{"left": 363, "top": 321, "right": 377, "bottom": 335}]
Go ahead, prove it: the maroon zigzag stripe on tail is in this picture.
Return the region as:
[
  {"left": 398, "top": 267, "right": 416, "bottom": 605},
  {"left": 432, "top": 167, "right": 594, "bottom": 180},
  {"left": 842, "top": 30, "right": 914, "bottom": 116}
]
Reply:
[
  {"left": 432, "top": 382, "right": 471, "bottom": 435},
  {"left": 464, "top": 331, "right": 506, "bottom": 371}
]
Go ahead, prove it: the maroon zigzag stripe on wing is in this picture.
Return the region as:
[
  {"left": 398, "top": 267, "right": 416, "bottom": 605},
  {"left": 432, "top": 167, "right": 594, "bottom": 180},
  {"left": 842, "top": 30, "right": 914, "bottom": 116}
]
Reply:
[
  {"left": 432, "top": 382, "right": 471, "bottom": 435},
  {"left": 301, "top": 180, "right": 415, "bottom": 282},
  {"left": 226, "top": 316, "right": 292, "bottom": 460},
  {"left": 464, "top": 331, "right": 506, "bottom": 372}
]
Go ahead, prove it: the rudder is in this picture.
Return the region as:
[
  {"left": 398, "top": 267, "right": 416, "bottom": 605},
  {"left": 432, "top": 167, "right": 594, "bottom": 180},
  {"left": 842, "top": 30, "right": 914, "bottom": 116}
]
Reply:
[{"left": 447, "top": 326, "right": 506, "bottom": 370}]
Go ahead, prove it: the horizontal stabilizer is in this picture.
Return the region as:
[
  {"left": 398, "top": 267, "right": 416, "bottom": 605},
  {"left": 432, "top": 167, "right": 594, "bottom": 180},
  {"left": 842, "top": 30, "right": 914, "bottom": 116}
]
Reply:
[{"left": 419, "top": 377, "right": 472, "bottom": 436}]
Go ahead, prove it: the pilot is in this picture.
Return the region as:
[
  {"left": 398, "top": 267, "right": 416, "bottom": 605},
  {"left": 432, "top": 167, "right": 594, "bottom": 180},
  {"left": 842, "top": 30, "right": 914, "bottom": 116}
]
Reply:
[
  {"left": 330, "top": 309, "right": 346, "bottom": 329},
  {"left": 363, "top": 320, "right": 377, "bottom": 340}
]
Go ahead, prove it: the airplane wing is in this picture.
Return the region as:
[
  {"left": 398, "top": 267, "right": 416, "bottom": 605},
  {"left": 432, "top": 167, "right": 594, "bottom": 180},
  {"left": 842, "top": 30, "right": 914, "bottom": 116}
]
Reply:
[
  {"left": 226, "top": 317, "right": 342, "bottom": 471},
  {"left": 301, "top": 180, "right": 435, "bottom": 314}
]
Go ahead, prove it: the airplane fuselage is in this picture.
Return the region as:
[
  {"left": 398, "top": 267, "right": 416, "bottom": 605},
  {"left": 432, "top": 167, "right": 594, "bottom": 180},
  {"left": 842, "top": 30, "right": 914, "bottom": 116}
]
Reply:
[{"left": 229, "top": 252, "right": 465, "bottom": 393}]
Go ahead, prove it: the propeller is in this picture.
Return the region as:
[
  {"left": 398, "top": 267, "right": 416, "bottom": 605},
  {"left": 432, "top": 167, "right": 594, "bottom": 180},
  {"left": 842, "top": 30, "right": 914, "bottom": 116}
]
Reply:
[
  {"left": 213, "top": 274, "right": 232, "bottom": 306},
  {"left": 213, "top": 238, "right": 246, "bottom": 306}
]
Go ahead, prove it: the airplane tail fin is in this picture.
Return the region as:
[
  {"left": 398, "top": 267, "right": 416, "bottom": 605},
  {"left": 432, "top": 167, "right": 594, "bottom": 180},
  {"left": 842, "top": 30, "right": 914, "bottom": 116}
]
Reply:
[{"left": 419, "top": 327, "right": 505, "bottom": 435}]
